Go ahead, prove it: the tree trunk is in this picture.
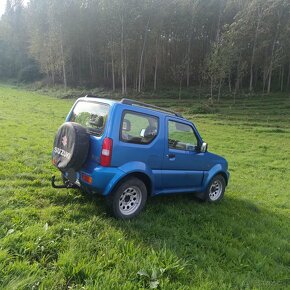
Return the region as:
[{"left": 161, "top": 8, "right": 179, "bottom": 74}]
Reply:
[
  {"left": 107, "top": 62, "right": 109, "bottom": 79},
  {"left": 186, "top": 35, "right": 191, "bottom": 87},
  {"left": 138, "top": 18, "right": 150, "bottom": 93},
  {"left": 48, "top": 46, "right": 55, "bottom": 86},
  {"left": 267, "top": 42, "right": 275, "bottom": 94},
  {"left": 235, "top": 54, "right": 241, "bottom": 95},
  {"left": 262, "top": 66, "right": 268, "bottom": 94},
  {"left": 249, "top": 12, "right": 261, "bottom": 93},
  {"left": 111, "top": 43, "right": 115, "bottom": 91},
  {"left": 60, "top": 40, "right": 67, "bottom": 90},
  {"left": 154, "top": 36, "right": 158, "bottom": 91},
  {"left": 154, "top": 55, "right": 158, "bottom": 91},
  {"left": 267, "top": 60, "right": 273, "bottom": 94},
  {"left": 142, "top": 55, "right": 146, "bottom": 89},
  {"left": 254, "top": 67, "right": 258, "bottom": 88},
  {"left": 218, "top": 78, "right": 222, "bottom": 102},
  {"left": 70, "top": 62, "right": 74, "bottom": 84},
  {"left": 287, "top": 62, "right": 290, "bottom": 90},
  {"left": 78, "top": 49, "right": 82, "bottom": 84},
  {"left": 216, "top": 2, "right": 222, "bottom": 42},
  {"left": 135, "top": 60, "right": 139, "bottom": 91},
  {"left": 135, "top": 73, "right": 138, "bottom": 91},
  {"left": 179, "top": 79, "right": 182, "bottom": 100},
  {"left": 267, "top": 14, "right": 281, "bottom": 94},
  {"left": 88, "top": 41, "right": 94, "bottom": 83},
  {"left": 280, "top": 65, "right": 284, "bottom": 92},
  {"left": 103, "top": 48, "right": 106, "bottom": 80},
  {"left": 228, "top": 70, "right": 232, "bottom": 93},
  {"left": 120, "top": 14, "right": 125, "bottom": 95},
  {"left": 51, "top": 71, "right": 55, "bottom": 86},
  {"left": 210, "top": 77, "right": 213, "bottom": 98}
]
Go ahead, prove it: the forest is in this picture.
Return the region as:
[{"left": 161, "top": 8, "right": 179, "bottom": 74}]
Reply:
[{"left": 0, "top": 0, "right": 290, "bottom": 97}]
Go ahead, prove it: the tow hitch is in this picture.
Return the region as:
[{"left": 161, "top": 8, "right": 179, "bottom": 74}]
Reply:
[{"left": 51, "top": 175, "right": 79, "bottom": 189}]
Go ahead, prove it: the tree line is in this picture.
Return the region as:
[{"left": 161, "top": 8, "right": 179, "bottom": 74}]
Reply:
[{"left": 0, "top": 0, "right": 290, "bottom": 97}]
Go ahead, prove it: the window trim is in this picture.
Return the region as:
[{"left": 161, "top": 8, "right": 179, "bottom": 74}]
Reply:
[
  {"left": 119, "top": 110, "right": 159, "bottom": 145},
  {"left": 167, "top": 119, "right": 199, "bottom": 152}
]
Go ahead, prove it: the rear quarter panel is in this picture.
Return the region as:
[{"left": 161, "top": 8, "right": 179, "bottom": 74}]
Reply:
[{"left": 108, "top": 105, "right": 165, "bottom": 192}]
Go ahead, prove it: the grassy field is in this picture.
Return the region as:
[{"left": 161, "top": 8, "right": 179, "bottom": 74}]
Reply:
[{"left": 0, "top": 85, "right": 289, "bottom": 289}]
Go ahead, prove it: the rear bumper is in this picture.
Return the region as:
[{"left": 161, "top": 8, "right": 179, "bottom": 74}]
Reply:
[{"left": 79, "top": 166, "right": 125, "bottom": 196}]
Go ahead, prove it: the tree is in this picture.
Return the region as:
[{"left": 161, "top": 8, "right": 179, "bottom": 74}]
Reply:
[{"left": 0, "top": 0, "right": 290, "bottom": 95}]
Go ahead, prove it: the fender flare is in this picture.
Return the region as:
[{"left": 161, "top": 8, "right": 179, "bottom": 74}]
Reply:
[
  {"left": 202, "top": 164, "right": 228, "bottom": 191},
  {"left": 102, "top": 161, "right": 154, "bottom": 196}
]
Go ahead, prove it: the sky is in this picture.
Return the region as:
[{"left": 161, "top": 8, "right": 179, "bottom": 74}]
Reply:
[{"left": 0, "top": 0, "right": 30, "bottom": 16}]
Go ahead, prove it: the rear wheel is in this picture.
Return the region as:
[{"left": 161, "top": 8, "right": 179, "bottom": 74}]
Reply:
[{"left": 107, "top": 178, "right": 147, "bottom": 219}]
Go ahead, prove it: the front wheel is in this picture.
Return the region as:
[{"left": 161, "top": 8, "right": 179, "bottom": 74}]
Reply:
[
  {"left": 206, "top": 175, "right": 226, "bottom": 202},
  {"left": 197, "top": 175, "right": 226, "bottom": 202},
  {"left": 107, "top": 178, "right": 147, "bottom": 219}
]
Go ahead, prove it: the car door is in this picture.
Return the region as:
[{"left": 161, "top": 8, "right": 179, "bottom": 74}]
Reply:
[{"left": 162, "top": 117, "right": 204, "bottom": 191}]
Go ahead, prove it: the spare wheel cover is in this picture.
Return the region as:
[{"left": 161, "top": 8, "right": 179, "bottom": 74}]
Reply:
[{"left": 52, "top": 122, "right": 90, "bottom": 171}]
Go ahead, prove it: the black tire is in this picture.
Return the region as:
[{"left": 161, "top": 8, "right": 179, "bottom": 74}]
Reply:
[
  {"left": 107, "top": 178, "right": 147, "bottom": 219},
  {"left": 204, "top": 175, "right": 226, "bottom": 203},
  {"left": 52, "top": 122, "right": 90, "bottom": 171}
]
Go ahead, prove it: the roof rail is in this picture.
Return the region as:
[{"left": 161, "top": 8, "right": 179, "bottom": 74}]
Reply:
[
  {"left": 85, "top": 94, "right": 99, "bottom": 98},
  {"left": 120, "top": 98, "right": 183, "bottom": 118}
]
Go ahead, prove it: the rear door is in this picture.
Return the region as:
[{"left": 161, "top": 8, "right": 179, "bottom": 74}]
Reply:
[{"left": 162, "top": 118, "right": 204, "bottom": 191}]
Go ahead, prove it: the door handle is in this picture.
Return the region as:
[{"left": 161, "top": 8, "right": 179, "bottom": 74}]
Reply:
[{"left": 166, "top": 153, "right": 175, "bottom": 159}]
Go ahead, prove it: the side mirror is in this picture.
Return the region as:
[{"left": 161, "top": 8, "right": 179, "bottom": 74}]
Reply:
[{"left": 200, "top": 142, "right": 208, "bottom": 153}]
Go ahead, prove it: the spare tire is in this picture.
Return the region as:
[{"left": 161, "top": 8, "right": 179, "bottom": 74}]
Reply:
[{"left": 52, "top": 122, "right": 90, "bottom": 171}]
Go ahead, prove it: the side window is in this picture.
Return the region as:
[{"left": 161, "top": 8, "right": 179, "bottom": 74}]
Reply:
[
  {"left": 121, "top": 111, "right": 159, "bottom": 144},
  {"left": 168, "top": 120, "right": 198, "bottom": 151}
]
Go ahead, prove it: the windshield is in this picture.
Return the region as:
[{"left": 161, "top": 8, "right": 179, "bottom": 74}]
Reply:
[{"left": 69, "top": 101, "right": 110, "bottom": 136}]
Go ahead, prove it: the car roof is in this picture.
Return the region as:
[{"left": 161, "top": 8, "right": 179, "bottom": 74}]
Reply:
[
  {"left": 77, "top": 96, "right": 117, "bottom": 106},
  {"left": 77, "top": 95, "right": 186, "bottom": 121}
]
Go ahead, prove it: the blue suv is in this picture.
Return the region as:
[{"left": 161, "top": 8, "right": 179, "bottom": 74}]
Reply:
[{"left": 52, "top": 96, "right": 229, "bottom": 219}]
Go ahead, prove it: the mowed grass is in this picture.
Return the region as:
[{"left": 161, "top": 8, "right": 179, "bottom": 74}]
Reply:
[{"left": 0, "top": 85, "right": 289, "bottom": 289}]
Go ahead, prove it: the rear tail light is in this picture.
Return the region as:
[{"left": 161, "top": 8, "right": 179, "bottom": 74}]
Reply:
[{"left": 100, "top": 137, "right": 113, "bottom": 167}]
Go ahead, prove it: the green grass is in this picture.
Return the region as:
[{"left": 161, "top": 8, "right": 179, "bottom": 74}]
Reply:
[{"left": 0, "top": 85, "right": 289, "bottom": 289}]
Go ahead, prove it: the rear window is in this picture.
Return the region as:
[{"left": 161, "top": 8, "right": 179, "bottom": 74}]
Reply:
[{"left": 69, "top": 101, "right": 110, "bottom": 136}]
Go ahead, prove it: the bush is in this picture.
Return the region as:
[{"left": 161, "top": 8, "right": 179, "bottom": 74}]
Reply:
[{"left": 188, "top": 98, "right": 219, "bottom": 114}]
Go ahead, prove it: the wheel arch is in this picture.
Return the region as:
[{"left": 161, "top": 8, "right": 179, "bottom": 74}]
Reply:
[
  {"left": 218, "top": 171, "right": 229, "bottom": 185},
  {"left": 109, "top": 171, "right": 152, "bottom": 196},
  {"left": 205, "top": 171, "right": 228, "bottom": 187},
  {"left": 203, "top": 163, "right": 229, "bottom": 190}
]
